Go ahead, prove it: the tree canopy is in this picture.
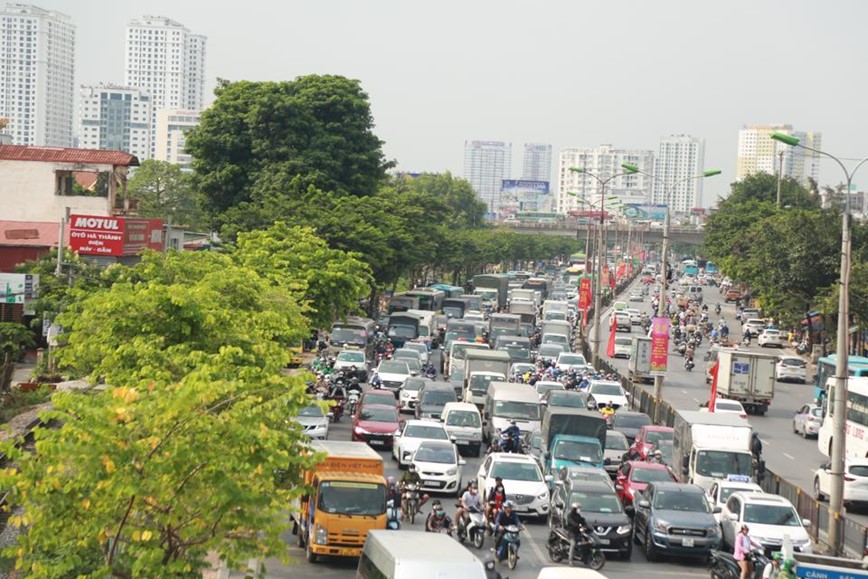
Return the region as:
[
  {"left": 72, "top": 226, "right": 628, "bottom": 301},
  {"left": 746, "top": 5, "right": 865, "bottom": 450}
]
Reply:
[{"left": 126, "top": 160, "right": 206, "bottom": 230}]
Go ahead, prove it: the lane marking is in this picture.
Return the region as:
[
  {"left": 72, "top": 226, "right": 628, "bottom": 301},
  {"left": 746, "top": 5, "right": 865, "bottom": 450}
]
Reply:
[
  {"left": 783, "top": 453, "right": 795, "bottom": 460},
  {"left": 523, "top": 526, "right": 549, "bottom": 565}
]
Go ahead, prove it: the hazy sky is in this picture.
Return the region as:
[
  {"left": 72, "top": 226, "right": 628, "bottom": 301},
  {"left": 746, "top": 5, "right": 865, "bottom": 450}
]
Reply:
[{"left": 41, "top": 0, "right": 868, "bottom": 200}]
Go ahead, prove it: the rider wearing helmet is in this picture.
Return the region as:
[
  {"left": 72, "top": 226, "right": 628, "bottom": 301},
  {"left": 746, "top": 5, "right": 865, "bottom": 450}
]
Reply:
[
  {"left": 385, "top": 475, "right": 401, "bottom": 507},
  {"left": 565, "top": 502, "right": 589, "bottom": 565},
  {"left": 600, "top": 401, "right": 615, "bottom": 419},
  {"left": 503, "top": 420, "right": 522, "bottom": 453},
  {"left": 493, "top": 500, "right": 524, "bottom": 560},
  {"left": 425, "top": 500, "right": 453, "bottom": 534},
  {"left": 399, "top": 464, "right": 430, "bottom": 517}
]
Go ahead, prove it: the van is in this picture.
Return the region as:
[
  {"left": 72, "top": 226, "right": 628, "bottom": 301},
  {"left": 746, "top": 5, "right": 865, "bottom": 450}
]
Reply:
[
  {"left": 415, "top": 382, "right": 457, "bottom": 421},
  {"left": 483, "top": 381, "right": 542, "bottom": 443},
  {"left": 357, "top": 530, "right": 486, "bottom": 579},
  {"left": 441, "top": 402, "right": 483, "bottom": 456},
  {"left": 536, "top": 568, "right": 607, "bottom": 579}
]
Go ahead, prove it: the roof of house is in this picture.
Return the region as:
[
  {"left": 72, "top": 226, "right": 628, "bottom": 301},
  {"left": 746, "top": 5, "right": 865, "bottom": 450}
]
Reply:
[
  {"left": 0, "top": 145, "right": 138, "bottom": 166},
  {"left": 0, "top": 221, "right": 60, "bottom": 247}
]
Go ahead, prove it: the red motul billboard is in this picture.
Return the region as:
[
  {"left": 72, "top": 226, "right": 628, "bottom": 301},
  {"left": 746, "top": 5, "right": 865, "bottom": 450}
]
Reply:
[{"left": 69, "top": 215, "right": 163, "bottom": 256}]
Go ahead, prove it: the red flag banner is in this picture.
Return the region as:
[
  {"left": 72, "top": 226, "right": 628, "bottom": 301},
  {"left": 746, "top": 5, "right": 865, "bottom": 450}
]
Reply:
[
  {"left": 582, "top": 307, "right": 588, "bottom": 329},
  {"left": 606, "top": 313, "right": 617, "bottom": 358},
  {"left": 709, "top": 359, "right": 721, "bottom": 412}
]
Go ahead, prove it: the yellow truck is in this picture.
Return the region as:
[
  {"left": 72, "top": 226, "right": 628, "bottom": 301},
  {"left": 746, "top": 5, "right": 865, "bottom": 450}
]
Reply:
[{"left": 291, "top": 440, "right": 386, "bottom": 563}]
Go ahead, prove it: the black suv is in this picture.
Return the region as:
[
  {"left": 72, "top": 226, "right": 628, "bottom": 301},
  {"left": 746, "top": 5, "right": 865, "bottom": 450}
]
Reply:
[
  {"left": 549, "top": 479, "right": 634, "bottom": 560},
  {"left": 633, "top": 481, "right": 722, "bottom": 562}
]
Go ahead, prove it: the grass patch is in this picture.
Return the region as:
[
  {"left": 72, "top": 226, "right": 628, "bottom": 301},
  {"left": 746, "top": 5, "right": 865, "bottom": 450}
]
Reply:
[{"left": 0, "top": 385, "right": 54, "bottom": 424}]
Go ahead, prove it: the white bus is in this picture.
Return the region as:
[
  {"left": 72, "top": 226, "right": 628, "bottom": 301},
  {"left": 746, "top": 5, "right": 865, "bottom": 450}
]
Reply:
[{"left": 818, "top": 376, "right": 868, "bottom": 459}]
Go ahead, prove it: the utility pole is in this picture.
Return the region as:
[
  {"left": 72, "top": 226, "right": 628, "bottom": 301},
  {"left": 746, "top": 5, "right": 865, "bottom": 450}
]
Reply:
[{"left": 55, "top": 208, "right": 66, "bottom": 276}]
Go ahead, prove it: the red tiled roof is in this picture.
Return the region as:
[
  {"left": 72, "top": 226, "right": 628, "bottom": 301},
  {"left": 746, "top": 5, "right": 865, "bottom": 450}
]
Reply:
[
  {"left": 73, "top": 171, "right": 99, "bottom": 190},
  {"left": 0, "top": 221, "right": 60, "bottom": 247},
  {"left": 0, "top": 145, "right": 138, "bottom": 166}
]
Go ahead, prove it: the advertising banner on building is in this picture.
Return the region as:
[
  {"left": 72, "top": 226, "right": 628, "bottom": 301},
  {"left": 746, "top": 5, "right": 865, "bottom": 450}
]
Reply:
[
  {"left": 500, "top": 180, "right": 550, "bottom": 215},
  {"left": 69, "top": 215, "right": 163, "bottom": 256},
  {"left": 650, "top": 316, "right": 671, "bottom": 375}
]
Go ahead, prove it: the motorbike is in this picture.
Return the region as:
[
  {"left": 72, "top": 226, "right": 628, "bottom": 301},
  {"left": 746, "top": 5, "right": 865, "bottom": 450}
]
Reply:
[
  {"left": 386, "top": 499, "right": 401, "bottom": 530},
  {"left": 345, "top": 388, "right": 361, "bottom": 416},
  {"left": 546, "top": 527, "right": 605, "bottom": 571},
  {"left": 685, "top": 357, "right": 695, "bottom": 371},
  {"left": 709, "top": 548, "right": 771, "bottom": 579},
  {"left": 497, "top": 524, "right": 522, "bottom": 570},
  {"left": 423, "top": 364, "right": 437, "bottom": 380},
  {"left": 456, "top": 505, "right": 486, "bottom": 549},
  {"left": 715, "top": 304, "right": 722, "bottom": 315},
  {"left": 490, "top": 431, "right": 522, "bottom": 454},
  {"left": 403, "top": 483, "right": 421, "bottom": 524},
  {"left": 677, "top": 341, "right": 687, "bottom": 356}
]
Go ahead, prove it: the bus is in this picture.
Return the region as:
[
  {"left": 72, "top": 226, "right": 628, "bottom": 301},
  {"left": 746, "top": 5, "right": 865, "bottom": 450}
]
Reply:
[
  {"left": 818, "top": 376, "right": 868, "bottom": 459},
  {"left": 813, "top": 354, "right": 868, "bottom": 404},
  {"left": 516, "top": 211, "right": 565, "bottom": 224},
  {"left": 681, "top": 259, "right": 699, "bottom": 277},
  {"left": 402, "top": 288, "right": 445, "bottom": 313}
]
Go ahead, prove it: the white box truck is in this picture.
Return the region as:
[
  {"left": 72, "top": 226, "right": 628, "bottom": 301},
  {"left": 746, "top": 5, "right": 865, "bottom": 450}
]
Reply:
[
  {"left": 672, "top": 410, "right": 754, "bottom": 491},
  {"left": 463, "top": 349, "right": 512, "bottom": 409},
  {"left": 627, "top": 336, "right": 653, "bottom": 384},
  {"left": 714, "top": 350, "right": 777, "bottom": 415}
]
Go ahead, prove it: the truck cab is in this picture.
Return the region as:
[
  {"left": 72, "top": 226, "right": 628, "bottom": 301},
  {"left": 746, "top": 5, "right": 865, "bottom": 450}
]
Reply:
[
  {"left": 672, "top": 411, "right": 755, "bottom": 491},
  {"left": 540, "top": 408, "right": 607, "bottom": 476}
]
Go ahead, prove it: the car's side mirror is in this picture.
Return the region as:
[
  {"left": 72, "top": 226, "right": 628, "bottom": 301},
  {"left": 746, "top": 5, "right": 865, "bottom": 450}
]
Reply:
[
  {"left": 801, "top": 518, "right": 811, "bottom": 527},
  {"left": 615, "top": 484, "right": 623, "bottom": 491},
  {"left": 713, "top": 506, "right": 722, "bottom": 514},
  {"left": 458, "top": 459, "right": 466, "bottom": 466},
  {"left": 726, "top": 512, "right": 738, "bottom": 521},
  {"left": 637, "top": 500, "right": 650, "bottom": 509}
]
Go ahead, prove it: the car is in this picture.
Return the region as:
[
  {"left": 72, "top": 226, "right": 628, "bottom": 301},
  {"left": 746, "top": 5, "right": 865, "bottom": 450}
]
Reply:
[
  {"left": 793, "top": 403, "right": 823, "bottom": 438},
  {"left": 556, "top": 353, "right": 588, "bottom": 373},
  {"left": 776, "top": 355, "right": 807, "bottom": 383},
  {"left": 464, "top": 312, "right": 486, "bottom": 322},
  {"left": 603, "top": 429, "right": 630, "bottom": 478},
  {"left": 402, "top": 341, "right": 430, "bottom": 365},
  {"left": 477, "top": 453, "right": 551, "bottom": 518},
  {"left": 615, "top": 461, "right": 676, "bottom": 507},
  {"left": 633, "top": 482, "right": 722, "bottom": 561},
  {"left": 720, "top": 492, "right": 812, "bottom": 554},
  {"left": 359, "top": 389, "right": 400, "bottom": 410},
  {"left": 814, "top": 459, "right": 868, "bottom": 507},
  {"left": 724, "top": 289, "right": 742, "bottom": 303},
  {"left": 629, "top": 291, "right": 644, "bottom": 303},
  {"left": 634, "top": 426, "right": 675, "bottom": 461},
  {"left": 610, "top": 311, "right": 632, "bottom": 333},
  {"left": 511, "top": 362, "right": 536, "bottom": 380},
  {"left": 609, "top": 411, "right": 653, "bottom": 442},
  {"left": 542, "top": 333, "right": 571, "bottom": 348},
  {"left": 373, "top": 360, "right": 413, "bottom": 396},
  {"left": 415, "top": 382, "right": 457, "bottom": 421},
  {"left": 538, "top": 343, "right": 567, "bottom": 364},
  {"left": 757, "top": 329, "right": 784, "bottom": 348},
  {"left": 441, "top": 402, "right": 483, "bottom": 457},
  {"left": 541, "top": 389, "right": 588, "bottom": 410},
  {"left": 448, "top": 366, "right": 465, "bottom": 399},
  {"left": 393, "top": 348, "right": 423, "bottom": 367},
  {"left": 613, "top": 336, "right": 632, "bottom": 359},
  {"left": 741, "top": 318, "right": 766, "bottom": 336},
  {"left": 613, "top": 301, "right": 628, "bottom": 311},
  {"left": 706, "top": 479, "right": 764, "bottom": 523},
  {"left": 549, "top": 479, "right": 634, "bottom": 559},
  {"left": 294, "top": 404, "right": 330, "bottom": 440},
  {"left": 411, "top": 440, "right": 465, "bottom": 497},
  {"left": 332, "top": 349, "right": 368, "bottom": 381},
  {"left": 699, "top": 399, "right": 748, "bottom": 418},
  {"left": 626, "top": 308, "right": 642, "bottom": 325},
  {"left": 527, "top": 429, "right": 544, "bottom": 468},
  {"left": 392, "top": 419, "right": 450, "bottom": 467},
  {"left": 534, "top": 380, "right": 566, "bottom": 400},
  {"left": 351, "top": 404, "right": 402, "bottom": 449},
  {"left": 399, "top": 376, "right": 429, "bottom": 413},
  {"left": 586, "top": 380, "right": 630, "bottom": 410}
]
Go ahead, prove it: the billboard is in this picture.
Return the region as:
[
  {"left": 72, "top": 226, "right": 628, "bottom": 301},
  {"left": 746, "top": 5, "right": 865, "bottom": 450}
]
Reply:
[
  {"left": 500, "top": 180, "right": 550, "bottom": 214},
  {"left": 69, "top": 215, "right": 163, "bottom": 257},
  {"left": 623, "top": 204, "right": 668, "bottom": 221},
  {"left": 0, "top": 273, "right": 39, "bottom": 304}
]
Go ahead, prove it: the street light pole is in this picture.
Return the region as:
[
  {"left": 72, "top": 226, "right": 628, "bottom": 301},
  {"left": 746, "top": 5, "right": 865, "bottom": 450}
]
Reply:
[
  {"left": 771, "top": 132, "right": 868, "bottom": 553},
  {"left": 569, "top": 165, "right": 638, "bottom": 369}
]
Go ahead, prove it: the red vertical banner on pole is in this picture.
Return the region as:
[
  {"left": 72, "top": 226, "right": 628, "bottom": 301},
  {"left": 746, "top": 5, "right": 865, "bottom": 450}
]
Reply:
[
  {"left": 606, "top": 314, "right": 617, "bottom": 358},
  {"left": 709, "top": 360, "right": 720, "bottom": 412}
]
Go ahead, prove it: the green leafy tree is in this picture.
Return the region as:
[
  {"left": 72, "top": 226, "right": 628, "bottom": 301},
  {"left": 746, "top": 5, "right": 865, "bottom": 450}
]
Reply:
[{"left": 127, "top": 160, "right": 206, "bottom": 230}]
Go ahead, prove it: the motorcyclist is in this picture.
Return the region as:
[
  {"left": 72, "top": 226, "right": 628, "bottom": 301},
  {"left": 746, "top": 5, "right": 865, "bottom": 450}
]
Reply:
[
  {"left": 648, "top": 449, "right": 665, "bottom": 465},
  {"left": 751, "top": 432, "right": 763, "bottom": 461},
  {"left": 385, "top": 475, "right": 401, "bottom": 510},
  {"left": 425, "top": 501, "right": 453, "bottom": 534},
  {"left": 600, "top": 401, "right": 615, "bottom": 420},
  {"left": 565, "top": 502, "right": 589, "bottom": 565},
  {"left": 486, "top": 478, "right": 507, "bottom": 532},
  {"left": 503, "top": 420, "right": 522, "bottom": 453},
  {"left": 493, "top": 501, "right": 524, "bottom": 561},
  {"left": 455, "top": 482, "right": 483, "bottom": 534},
  {"left": 399, "top": 464, "right": 430, "bottom": 517},
  {"left": 623, "top": 441, "right": 642, "bottom": 462}
]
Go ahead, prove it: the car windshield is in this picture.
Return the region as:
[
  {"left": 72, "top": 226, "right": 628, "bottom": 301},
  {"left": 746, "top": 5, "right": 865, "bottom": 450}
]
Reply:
[
  {"left": 406, "top": 344, "right": 427, "bottom": 355},
  {"left": 470, "top": 374, "right": 503, "bottom": 394},
  {"left": 414, "top": 445, "right": 455, "bottom": 464},
  {"left": 494, "top": 400, "right": 541, "bottom": 421},
  {"left": 394, "top": 351, "right": 419, "bottom": 361},
  {"left": 743, "top": 504, "right": 801, "bottom": 526},
  {"left": 781, "top": 358, "right": 806, "bottom": 368},
  {"left": 451, "top": 343, "right": 486, "bottom": 360},
  {"left": 319, "top": 481, "right": 385, "bottom": 516},
  {"left": 363, "top": 393, "right": 395, "bottom": 405},
  {"left": 570, "top": 491, "right": 624, "bottom": 514},
  {"left": 656, "top": 440, "right": 674, "bottom": 463},
  {"left": 614, "top": 414, "right": 652, "bottom": 428},
  {"left": 653, "top": 490, "right": 710, "bottom": 513},
  {"left": 403, "top": 359, "right": 422, "bottom": 372},
  {"left": 849, "top": 465, "right": 868, "bottom": 477},
  {"left": 421, "top": 391, "right": 454, "bottom": 405},
  {"left": 446, "top": 411, "right": 480, "bottom": 428},
  {"left": 548, "top": 392, "right": 587, "bottom": 409},
  {"left": 331, "top": 328, "right": 366, "bottom": 344},
  {"left": 543, "top": 335, "right": 568, "bottom": 345},
  {"left": 695, "top": 451, "right": 753, "bottom": 478},
  {"left": 405, "top": 425, "right": 448, "bottom": 440},
  {"left": 490, "top": 461, "right": 542, "bottom": 482},
  {"left": 389, "top": 325, "right": 417, "bottom": 339},
  {"left": 559, "top": 355, "right": 586, "bottom": 365},
  {"left": 298, "top": 406, "right": 324, "bottom": 418},
  {"left": 719, "top": 485, "right": 759, "bottom": 503},
  {"left": 536, "top": 383, "right": 564, "bottom": 395},
  {"left": 360, "top": 407, "right": 397, "bottom": 422},
  {"left": 631, "top": 467, "right": 673, "bottom": 484},
  {"left": 645, "top": 431, "right": 673, "bottom": 446},
  {"left": 605, "top": 432, "right": 630, "bottom": 450},
  {"left": 553, "top": 440, "right": 602, "bottom": 463},
  {"left": 501, "top": 345, "right": 532, "bottom": 361},
  {"left": 378, "top": 361, "right": 410, "bottom": 375},
  {"left": 338, "top": 351, "right": 365, "bottom": 363},
  {"left": 403, "top": 379, "right": 426, "bottom": 392},
  {"left": 590, "top": 383, "right": 623, "bottom": 396},
  {"left": 540, "top": 345, "right": 565, "bottom": 356}
]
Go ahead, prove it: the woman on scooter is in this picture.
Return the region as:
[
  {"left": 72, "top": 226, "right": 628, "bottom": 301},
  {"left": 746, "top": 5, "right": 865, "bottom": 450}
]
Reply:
[{"left": 734, "top": 524, "right": 764, "bottom": 579}]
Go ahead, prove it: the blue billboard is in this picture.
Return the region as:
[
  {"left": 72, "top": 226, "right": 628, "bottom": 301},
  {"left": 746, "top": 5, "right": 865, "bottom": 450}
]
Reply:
[{"left": 500, "top": 180, "right": 550, "bottom": 215}]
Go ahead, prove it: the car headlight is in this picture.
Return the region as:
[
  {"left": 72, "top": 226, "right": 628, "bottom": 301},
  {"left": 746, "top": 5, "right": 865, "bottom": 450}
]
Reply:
[
  {"left": 472, "top": 432, "right": 481, "bottom": 440},
  {"left": 446, "top": 467, "right": 458, "bottom": 476},
  {"left": 707, "top": 526, "right": 721, "bottom": 536},
  {"left": 314, "top": 524, "right": 328, "bottom": 545},
  {"left": 355, "top": 426, "right": 370, "bottom": 434},
  {"left": 537, "top": 491, "right": 549, "bottom": 500},
  {"left": 393, "top": 428, "right": 401, "bottom": 435},
  {"left": 653, "top": 520, "right": 669, "bottom": 532},
  {"left": 616, "top": 525, "right": 632, "bottom": 535}
]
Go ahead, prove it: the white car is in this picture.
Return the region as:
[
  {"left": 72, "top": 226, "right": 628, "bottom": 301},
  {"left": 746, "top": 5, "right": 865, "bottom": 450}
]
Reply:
[
  {"left": 441, "top": 402, "right": 483, "bottom": 457},
  {"left": 374, "top": 360, "right": 412, "bottom": 396},
  {"left": 402, "top": 341, "right": 430, "bottom": 365},
  {"left": 793, "top": 404, "right": 823, "bottom": 438},
  {"left": 626, "top": 308, "right": 642, "bottom": 325},
  {"left": 464, "top": 312, "right": 486, "bottom": 322},
  {"left": 610, "top": 311, "right": 632, "bottom": 333},
  {"left": 776, "top": 356, "right": 807, "bottom": 383},
  {"left": 699, "top": 399, "right": 748, "bottom": 418},
  {"left": 332, "top": 348, "right": 368, "bottom": 375},
  {"left": 613, "top": 336, "right": 632, "bottom": 359},
  {"left": 477, "top": 453, "right": 551, "bottom": 518},
  {"left": 293, "top": 405, "right": 330, "bottom": 440},
  {"left": 706, "top": 479, "right": 764, "bottom": 523},
  {"left": 757, "top": 329, "right": 783, "bottom": 348},
  {"left": 392, "top": 419, "right": 450, "bottom": 467},
  {"left": 586, "top": 380, "right": 629, "bottom": 410},
  {"left": 720, "top": 492, "right": 812, "bottom": 553},
  {"left": 556, "top": 352, "right": 588, "bottom": 373},
  {"left": 628, "top": 291, "right": 644, "bottom": 302},
  {"left": 411, "top": 440, "right": 465, "bottom": 496},
  {"left": 814, "top": 459, "right": 868, "bottom": 506},
  {"left": 742, "top": 318, "right": 766, "bottom": 336},
  {"left": 535, "top": 380, "right": 565, "bottom": 400},
  {"left": 400, "top": 376, "right": 428, "bottom": 413}
]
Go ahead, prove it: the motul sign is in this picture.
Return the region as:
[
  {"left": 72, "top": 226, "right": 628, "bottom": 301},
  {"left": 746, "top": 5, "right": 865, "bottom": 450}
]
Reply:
[{"left": 69, "top": 214, "right": 163, "bottom": 256}]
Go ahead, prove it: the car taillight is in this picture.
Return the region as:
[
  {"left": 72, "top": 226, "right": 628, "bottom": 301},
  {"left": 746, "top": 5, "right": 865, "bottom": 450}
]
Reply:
[
  {"left": 740, "top": 414, "right": 747, "bottom": 419},
  {"left": 845, "top": 476, "right": 856, "bottom": 482}
]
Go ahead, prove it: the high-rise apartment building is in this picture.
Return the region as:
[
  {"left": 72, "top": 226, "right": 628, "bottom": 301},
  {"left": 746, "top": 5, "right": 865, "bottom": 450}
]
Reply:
[
  {"left": 557, "top": 145, "right": 655, "bottom": 214},
  {"left": 0, "top": 3, "right": 75, "bottom": 147},
  {"left": 737, "top": 124, "right": 821, "bottom": 185},
  {"left": 78, "top": 85, "right": 152, "bottom": 160},
  {"left": 651, "top": 135, "right": 706, "bottom": 212},
  {"left": 125, "top": 16, "right": 206, "bottom": 157},
  {"left": 463, "top": 140, "right": 511, "bottom": 214},
  {"left": 522, "top": 143, "right": 552, "bottom": 183},
  {"left": 154, "top": 109, "right": 201, "bottom": 170}
]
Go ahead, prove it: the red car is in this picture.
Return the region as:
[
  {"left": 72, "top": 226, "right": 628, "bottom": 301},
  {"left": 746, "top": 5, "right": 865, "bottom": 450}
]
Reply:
[
  {"left": 615, "top": 461, "right": 676, "bottom": 507},
  {"left": 351, "top": 404, "right": 402, "bottom": 449},
  {"left": 359, "top": 389, "right": 400, "bottom": 409},
  {"left": 634, "top": 425, "right": 674, "bottom": 460}
]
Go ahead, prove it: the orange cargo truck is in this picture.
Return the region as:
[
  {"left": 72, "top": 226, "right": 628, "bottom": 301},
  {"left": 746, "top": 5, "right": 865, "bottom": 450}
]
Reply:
[{"left": 291, "top": 440, "right": 386, "bottom": 563}]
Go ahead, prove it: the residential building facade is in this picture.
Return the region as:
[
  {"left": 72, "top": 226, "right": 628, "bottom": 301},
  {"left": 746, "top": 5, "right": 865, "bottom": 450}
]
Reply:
[
  {"left": 78, "top": 85, "right": 152, "bottom": 161},
  {"left": 737, "top": 124, "right": 821, "bottom": 185},
  {"left": 522, "top": 143, "right": 552, "bottom": 183},
  {"left": 0, "top": 3, "right": 75, "bottom": 147},
  {"left": 651, "top": 135, "right": 706, "bottom": 212},
  {"left": 154, "top": 109, "right": 200, "bottom": 170},
  {"left": 463, "top": 140, "right": 511, "bottom": 214},
  {"left": 556, "top": 145, "right": 655, "bottom": 214}
]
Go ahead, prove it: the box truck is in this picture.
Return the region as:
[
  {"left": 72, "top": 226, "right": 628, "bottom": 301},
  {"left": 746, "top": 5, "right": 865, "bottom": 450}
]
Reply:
[{"left": 672, "top": 410, "right": 754, "bottom": 491}]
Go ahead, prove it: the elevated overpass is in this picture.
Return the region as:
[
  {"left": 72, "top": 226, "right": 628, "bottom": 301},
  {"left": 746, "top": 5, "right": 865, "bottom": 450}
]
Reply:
[{"left": 501, "top": 220, "right": 706, "bottom": 246}]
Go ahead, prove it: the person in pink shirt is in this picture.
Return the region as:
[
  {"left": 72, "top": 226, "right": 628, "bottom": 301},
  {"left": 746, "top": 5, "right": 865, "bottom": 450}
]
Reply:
[{"left": 734, "top": 524, "right": 763, "bottom": 579}]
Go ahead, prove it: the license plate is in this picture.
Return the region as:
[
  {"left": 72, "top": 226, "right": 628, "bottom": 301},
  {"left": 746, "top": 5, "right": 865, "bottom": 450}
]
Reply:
[
  {"left": 597, "top": 538, "right": 610, "bottom": 545},
  {"left": 682, "top": 538, "right": 694, "bottom": 547},
  {"left": 369, "top": 440, "right": 384, "bottom": 446},
  {"left": 455, "top": 440, "right": 469, "bottom": 445},
  {"left": 423, "top": 481, "right": 439, "bottom": 487}
]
